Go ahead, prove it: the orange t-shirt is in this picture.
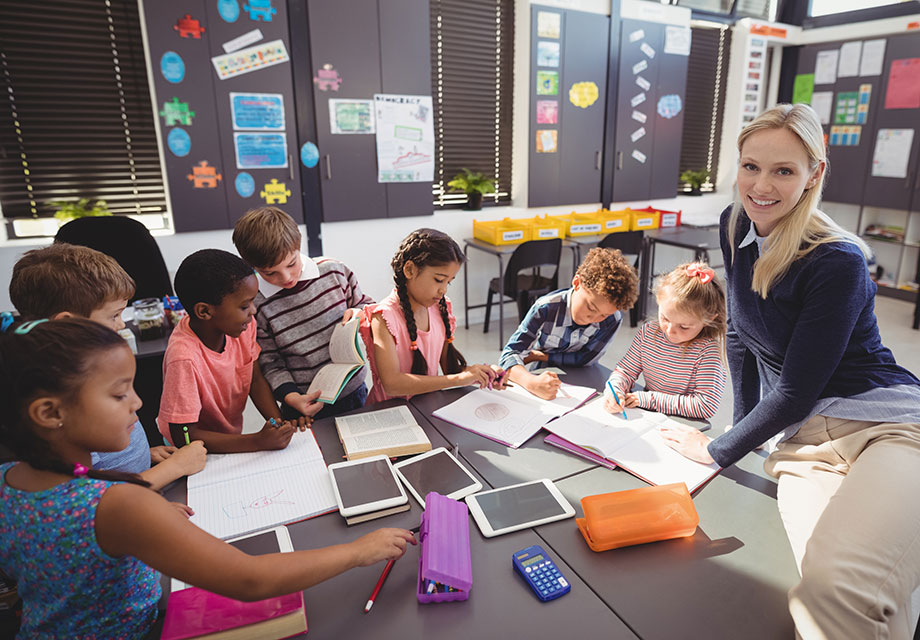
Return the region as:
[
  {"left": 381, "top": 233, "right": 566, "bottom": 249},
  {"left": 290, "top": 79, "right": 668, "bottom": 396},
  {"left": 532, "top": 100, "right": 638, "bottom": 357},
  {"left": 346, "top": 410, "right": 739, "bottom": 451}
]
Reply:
[{"left": 157, "top": 316, "right": 260, "bottom": 444}]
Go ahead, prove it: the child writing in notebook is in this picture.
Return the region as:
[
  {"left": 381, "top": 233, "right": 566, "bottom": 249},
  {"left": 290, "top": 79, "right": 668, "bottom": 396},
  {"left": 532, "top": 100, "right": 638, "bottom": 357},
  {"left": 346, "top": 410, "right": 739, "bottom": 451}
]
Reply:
[
  {"left": 604, "top": 262, "right": 726, "bottom": 421},
  {"left": 360, "top": 228, "right": 505, "bottom": 403},
  {"left": 0, "top": 318, "right": 416, "bottom": 639}
]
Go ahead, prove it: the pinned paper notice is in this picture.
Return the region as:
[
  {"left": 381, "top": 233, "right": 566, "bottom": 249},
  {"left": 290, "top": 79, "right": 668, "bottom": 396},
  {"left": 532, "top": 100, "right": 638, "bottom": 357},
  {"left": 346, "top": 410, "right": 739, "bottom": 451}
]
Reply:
[
  {"left": 632, "top": 60, "right": 648, "bottom": 75},
  {"left": 631, "top": 110, "right": 647, "bottom": 123},
  {"left": 629, "top": 29, "right": 645, "bottom": 43},
  {"left": 814, "top": 49, "right": 838, "bottom": 85},
  {"left": 871, "top": 128, "right": 914, "bottom": 178},
  {"left": 537, "top": 129, "right": 557, "bottom": 153},
  {"left": 630, "top": 127, "right": 646, "bottom": 142},
  {"left": 631, "top": 149, "right": 647, "bottom": 164},
  {"left": 631, "top": 93, "right": 646, "bottom": 107},
  {"left": 664, "top": 25, "right": 691, "bottom": 56},
  {"left": 222, "top": 29, "right": 263, "bottom": 53},
  {"left": 859, "top": 39, "right": 886, "bottom": 76},
  {"left": 837, "top": 41, "right": 861, "bottom": 78},
  {"left": 810, "top": 91, "right": 833, "bottom": 125},
  {"left": 635, "top": 76, "right": 651, "bottom": 91},
  {"left": 640, "top": 42, "right": 656, "bottom": 59}
]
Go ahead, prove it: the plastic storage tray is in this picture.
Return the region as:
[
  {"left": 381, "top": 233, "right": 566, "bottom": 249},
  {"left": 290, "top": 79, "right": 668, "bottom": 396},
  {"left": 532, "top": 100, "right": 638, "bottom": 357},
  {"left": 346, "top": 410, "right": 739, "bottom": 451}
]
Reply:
[
  {"left": 473, "top": 218, "right": 531, "bottom": 245},
  {"left": 576, "top": 483, "right": 699, "bottom": 552},
  {"left": 599, "top": 208, "right": 632, "bottom": 233},
  {"left": 417, "top": 492, "right": 472, "bottom": 603},
  {"left": 530, "top": 214, "right": 566, "bottom": 240},
  {"left": 629, "top": 208, "right": 661, "bottom": 231}
]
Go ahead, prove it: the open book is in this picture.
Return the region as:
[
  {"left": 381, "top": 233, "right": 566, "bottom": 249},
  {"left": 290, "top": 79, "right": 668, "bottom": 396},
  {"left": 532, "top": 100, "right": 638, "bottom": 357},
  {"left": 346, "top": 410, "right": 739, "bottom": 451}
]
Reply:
[
  {"left": 186, "top": 431, "right": 337, "bottom": 539},
  {"left": 430, "top": 382, "right": 596, "bottom": 448},
  {"left": 545, "top": 398, "right": 721, "bottom": 494},
  {"left": 307, "top": 317, "right": 366, "bottom": 404},
  {"left": 335, "top": 405, "right": 432, "bottom": 460}
]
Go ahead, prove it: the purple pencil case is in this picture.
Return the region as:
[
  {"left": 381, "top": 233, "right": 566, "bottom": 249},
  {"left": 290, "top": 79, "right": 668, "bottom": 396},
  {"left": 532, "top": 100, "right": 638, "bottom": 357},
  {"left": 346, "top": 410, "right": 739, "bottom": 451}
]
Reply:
[{"left": 417, "top": 492, "right": 472, "bottom": 603}]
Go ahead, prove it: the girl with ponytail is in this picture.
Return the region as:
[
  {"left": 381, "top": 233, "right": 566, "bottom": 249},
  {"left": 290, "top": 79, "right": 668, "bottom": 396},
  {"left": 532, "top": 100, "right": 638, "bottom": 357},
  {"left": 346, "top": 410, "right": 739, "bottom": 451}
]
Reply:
[
  {"left": 361, "top": 228, "right": 505, "bottom": 403},
  {"left": 0, "top": 318, "right": 415, "bottom": 638}
]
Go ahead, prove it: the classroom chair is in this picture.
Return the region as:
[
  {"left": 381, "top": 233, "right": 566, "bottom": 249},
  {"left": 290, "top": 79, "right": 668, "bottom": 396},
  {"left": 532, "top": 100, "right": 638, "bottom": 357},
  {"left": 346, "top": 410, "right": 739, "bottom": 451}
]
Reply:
[
  {"left": 598, "top": 231, "right": 644, "bottom": 327},
  {"left": 483, "top": 238, "right": 562, "bottom": 333},
  {"left": 55, "top": 215, "right": 173, "bottom": 301}
]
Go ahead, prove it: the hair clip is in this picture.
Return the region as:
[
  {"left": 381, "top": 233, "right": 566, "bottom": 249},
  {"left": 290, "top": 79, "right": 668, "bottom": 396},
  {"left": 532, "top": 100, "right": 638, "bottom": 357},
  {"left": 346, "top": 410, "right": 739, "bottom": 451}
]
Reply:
[
  {"left": 14, "top": 319, "right": 49, "bottom": 335},
  {"left": 409, "top": 340, "right": 419, "bottom": 351},
  {"left": 0, "top": 311, "right": 14, "bottom": 334},
  {"left": 73, "top": 463, "right": 90, "bottom": 477},
  {"left": 685, "top": 264, "right": 714, "bottom": 285},
  {"left": 445, "top": 336, "right": 454, "bottom": 344}
]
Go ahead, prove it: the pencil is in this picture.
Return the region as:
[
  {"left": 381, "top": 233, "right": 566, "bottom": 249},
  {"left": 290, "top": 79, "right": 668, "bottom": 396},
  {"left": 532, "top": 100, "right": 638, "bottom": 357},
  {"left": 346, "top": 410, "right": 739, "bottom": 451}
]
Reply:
[{"left": 606, "top": 381, "right": 628, "bottom": 420}]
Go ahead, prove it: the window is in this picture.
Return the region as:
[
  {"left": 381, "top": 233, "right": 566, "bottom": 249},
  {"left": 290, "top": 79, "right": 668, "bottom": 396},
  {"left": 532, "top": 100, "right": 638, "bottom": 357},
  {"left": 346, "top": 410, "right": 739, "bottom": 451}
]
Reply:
[
  {"left": 0, "top": 0, "right": 168, "bottom": 239},
  {"left": 678, "top": 22, "right": 732, "bottom": 193},
  {"left": 430, "top": 0, "right": 514, "bottom": 207},
  {"left": 809, "top": 0, "right": 912, "bottom": 18}
]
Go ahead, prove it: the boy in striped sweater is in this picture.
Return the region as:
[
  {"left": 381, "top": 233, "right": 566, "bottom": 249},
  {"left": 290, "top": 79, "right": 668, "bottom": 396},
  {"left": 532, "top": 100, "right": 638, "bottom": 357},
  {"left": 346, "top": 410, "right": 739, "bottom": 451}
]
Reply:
[
  {"left": 233, "top": 207, "right": 373, "bottom": 421},
  {"left": 604, "top": 262, "right": 726, "bottom": 421}
]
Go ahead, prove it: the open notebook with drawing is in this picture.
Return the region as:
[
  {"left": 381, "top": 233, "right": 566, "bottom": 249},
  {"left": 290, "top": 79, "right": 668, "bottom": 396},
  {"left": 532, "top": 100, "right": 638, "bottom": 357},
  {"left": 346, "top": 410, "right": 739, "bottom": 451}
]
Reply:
[
  {"left": 545, "top": 398, "right": 720, "bottom": 493},
  {"left": 186, "top": 431, "right": 337, "bottom": 539},
  {"left": 430, "top": 382, "right": 596, "bottom": 448}
]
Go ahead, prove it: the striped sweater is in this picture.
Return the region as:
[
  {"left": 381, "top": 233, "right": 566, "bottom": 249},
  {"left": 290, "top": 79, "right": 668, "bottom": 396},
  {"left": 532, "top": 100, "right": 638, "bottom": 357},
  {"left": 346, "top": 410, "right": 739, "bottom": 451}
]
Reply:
[
  {"left": 254, "top": 257, "right": 373, "bottom": 403},
  {"left": 608, "top": 320, "right": 725, "bottom": 420}
]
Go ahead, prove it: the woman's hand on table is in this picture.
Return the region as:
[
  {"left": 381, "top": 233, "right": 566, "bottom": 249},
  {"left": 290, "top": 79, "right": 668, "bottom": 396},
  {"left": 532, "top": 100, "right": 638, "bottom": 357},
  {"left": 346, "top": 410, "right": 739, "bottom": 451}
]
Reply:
[{"left": 658, "top": 423, "right": 716, "bottom": 465}]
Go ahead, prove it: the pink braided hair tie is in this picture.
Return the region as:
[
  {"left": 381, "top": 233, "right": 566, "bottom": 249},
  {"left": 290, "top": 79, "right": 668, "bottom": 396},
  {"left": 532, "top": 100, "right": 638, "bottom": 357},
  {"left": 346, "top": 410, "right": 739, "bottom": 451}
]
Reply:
[
  {"left": 73, "top": 463, "right": 90, "bottom": 477},
  {"left": 685, "top": 264, "right": 715, "bottom": 285}
]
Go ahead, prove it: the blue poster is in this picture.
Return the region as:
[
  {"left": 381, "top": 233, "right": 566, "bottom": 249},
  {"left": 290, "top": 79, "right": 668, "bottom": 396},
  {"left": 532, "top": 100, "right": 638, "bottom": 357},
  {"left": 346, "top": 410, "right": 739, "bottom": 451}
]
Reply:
[
  {"left": 233, "top": 132, "right": 288, "bottom": 169},
  {"left": 235, "top": 172, "right": 255, "bottom": 197},
  {"left": 230, "top": 93, "right": 285, "bottom": 130},
  {"left": 217, "top": 0, "right": 240, "bottom": 22},
  {"left": 300, "top": 142, "right": 319, "bottom": 168},
  {"left": 160, "top": 51, "right": 185, "bottom": 84},
  {"left": 167, "top": 128, "right": 191, "bottom": 157}
]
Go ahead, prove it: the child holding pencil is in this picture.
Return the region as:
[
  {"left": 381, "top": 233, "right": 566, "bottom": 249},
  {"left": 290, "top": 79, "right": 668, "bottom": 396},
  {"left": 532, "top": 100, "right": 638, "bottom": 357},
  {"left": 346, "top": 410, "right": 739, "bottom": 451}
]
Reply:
[{"left": 0, "top": 318, "right": 415, "bottom": 638}]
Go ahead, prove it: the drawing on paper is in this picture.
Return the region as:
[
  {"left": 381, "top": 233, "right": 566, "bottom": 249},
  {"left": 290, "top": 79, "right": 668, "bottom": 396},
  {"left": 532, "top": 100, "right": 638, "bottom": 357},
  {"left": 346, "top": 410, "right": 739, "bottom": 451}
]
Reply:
[
  {"left": 475, "top": 403, "right": 511, "bottom": 422},
  {"left": 222, "top": 489, "right": 294, "bottom": 519}
]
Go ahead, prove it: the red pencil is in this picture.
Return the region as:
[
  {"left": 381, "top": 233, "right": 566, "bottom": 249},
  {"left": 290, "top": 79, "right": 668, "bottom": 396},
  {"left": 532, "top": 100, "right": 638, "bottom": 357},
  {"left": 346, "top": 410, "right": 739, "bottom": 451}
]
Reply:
[{"left": 364, "top": 559, "right": 395, "bottom": 613}]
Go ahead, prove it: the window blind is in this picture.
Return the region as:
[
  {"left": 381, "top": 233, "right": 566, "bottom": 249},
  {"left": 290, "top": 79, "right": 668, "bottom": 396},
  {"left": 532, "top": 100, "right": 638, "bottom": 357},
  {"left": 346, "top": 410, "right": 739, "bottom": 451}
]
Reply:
[
  {"left": 429, "top": 0, "right": 514, "bottom": 207},
  {"left": 0, "top": 0, "right": 167, "bottom": 235}
]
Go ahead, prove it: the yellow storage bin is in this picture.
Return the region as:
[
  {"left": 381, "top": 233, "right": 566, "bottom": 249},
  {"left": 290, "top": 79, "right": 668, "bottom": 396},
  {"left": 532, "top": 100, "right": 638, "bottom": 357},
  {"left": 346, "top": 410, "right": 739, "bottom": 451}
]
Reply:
[
  {"left": 599, "top": 208, "right": 631, "bottom": 234},
  {"left": 563, "top": 211, "right": 604, "bottom": 237},
  {"left": 530, "top": 215, "right": 566, "bottom": 240},
  {"left": 473, "top": 218, "right": 531, "bottom": 245},
  {"left": 630, "top": 208, "right": 660, "bottom": 231}
]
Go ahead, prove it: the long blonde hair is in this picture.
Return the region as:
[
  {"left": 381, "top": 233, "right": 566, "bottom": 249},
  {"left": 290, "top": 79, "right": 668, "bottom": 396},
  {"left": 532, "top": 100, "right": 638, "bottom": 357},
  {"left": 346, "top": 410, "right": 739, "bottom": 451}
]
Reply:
[{"left": 728, "top": 104, "right": 870, "bottom": 298}]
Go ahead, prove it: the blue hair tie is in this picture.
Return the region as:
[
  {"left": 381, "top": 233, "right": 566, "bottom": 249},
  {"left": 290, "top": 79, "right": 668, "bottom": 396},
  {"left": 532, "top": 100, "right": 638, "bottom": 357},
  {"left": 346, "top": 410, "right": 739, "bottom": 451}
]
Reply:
[
  {"left": 0, "top": 311, "right": 14, "bottom": 333},
  {"left": 13, "top": 319, "right": 49, "bottom": 335}
]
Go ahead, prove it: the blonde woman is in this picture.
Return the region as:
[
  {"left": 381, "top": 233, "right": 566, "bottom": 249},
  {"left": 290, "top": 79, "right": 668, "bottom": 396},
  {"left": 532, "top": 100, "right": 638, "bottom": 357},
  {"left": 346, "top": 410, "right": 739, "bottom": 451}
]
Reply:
[{"left": 660, "top": 103, "right": 920, "bottom": 639}]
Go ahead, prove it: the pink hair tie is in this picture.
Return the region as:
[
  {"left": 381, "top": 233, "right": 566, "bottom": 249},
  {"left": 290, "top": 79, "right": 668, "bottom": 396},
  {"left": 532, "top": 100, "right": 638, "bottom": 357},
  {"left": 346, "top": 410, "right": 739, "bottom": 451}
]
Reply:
[
  {"left": 685, "top": 264, "right": 715, "bottom": 285},
  {"left": 73, "top": 463, "right": 90, "bottom": 477}
]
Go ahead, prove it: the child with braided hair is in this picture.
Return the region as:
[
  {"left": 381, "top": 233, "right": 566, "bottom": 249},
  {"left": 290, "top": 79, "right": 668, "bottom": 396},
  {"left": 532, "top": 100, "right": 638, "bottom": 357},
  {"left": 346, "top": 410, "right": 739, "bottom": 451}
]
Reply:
[{"left": 360, "top": 229, "right": 505, "bottom": 403}]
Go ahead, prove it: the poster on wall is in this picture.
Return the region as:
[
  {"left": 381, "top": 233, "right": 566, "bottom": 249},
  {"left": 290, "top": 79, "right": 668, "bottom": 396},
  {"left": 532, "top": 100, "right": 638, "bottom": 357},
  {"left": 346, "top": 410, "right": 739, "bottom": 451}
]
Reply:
[
  {"left": 536, "top": 100, "right": 558, "bottom": 124},
  {"left": 374, "top": 94, "right": 435, "bottom": 183},
  {"left": 537, "top": 41, "right": 560, "bottom": 67},
  {"left": 233, "top": 132, "right": 289, "bottom": 169},
  {"left": 537, "top": 11, "right": 560, "bottom": 39},
  {"left": 871, "top": 128, "right": 914, "bottom": 178},
  {"left": 230, "top": 93, "right": 285, "bottom": 130},
  {"left": 328, "top": 99, "right": 375, "bottom": 134},
  {"left": 211, "top": 40, "right": 289, "bottom": 80}
]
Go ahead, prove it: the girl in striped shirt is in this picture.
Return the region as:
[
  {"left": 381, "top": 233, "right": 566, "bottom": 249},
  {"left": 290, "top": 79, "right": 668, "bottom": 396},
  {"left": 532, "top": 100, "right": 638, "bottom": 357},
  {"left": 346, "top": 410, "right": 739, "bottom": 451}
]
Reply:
[{"left": 604, "top": 262, "right": 726, "bottom": 421}]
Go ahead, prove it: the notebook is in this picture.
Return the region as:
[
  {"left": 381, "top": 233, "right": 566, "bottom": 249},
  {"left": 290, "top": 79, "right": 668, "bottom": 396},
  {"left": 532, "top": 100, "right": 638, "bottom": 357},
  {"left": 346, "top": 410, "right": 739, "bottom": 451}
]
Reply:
[
  {"left": 306, "top": 317, "right": 366, "bottom": 403},
  {"left": 544, "top": 433, "right": 618, "bottom": 470},
  {"left": 545, "top": 398, "right": 721, "bottom": 493},
  {"left": 430, "top": 383, "right": 596, "bottom": 448},
  {"left": 186, "top": 431, "right": 337, "bottom": 539},
  {"left": 161, "top": 588, "right": 306, "bottom": 640},
  {"left": 335, "top": 405, "right": 431, "bottom": 460}
]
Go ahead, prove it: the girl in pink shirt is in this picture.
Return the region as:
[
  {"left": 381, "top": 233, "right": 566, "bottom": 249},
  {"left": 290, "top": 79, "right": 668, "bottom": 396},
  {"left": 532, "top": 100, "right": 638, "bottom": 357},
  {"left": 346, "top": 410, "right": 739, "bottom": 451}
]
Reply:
[{"left": 361, "top": 229, "right": 505, "bottom": 404}]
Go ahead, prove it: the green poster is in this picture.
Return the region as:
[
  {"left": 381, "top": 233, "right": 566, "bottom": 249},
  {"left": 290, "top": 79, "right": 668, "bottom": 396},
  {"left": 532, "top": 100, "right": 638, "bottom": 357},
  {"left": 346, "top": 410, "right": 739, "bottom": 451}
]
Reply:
[
  {"left": 792, "top": 74, "right": 814, "bottom": 105},
  {"left": 536, "top": 70, "right": 559, "bottom": 96},
  {"left": 834, "top": 91, "right": 859, "bottom": 124}
]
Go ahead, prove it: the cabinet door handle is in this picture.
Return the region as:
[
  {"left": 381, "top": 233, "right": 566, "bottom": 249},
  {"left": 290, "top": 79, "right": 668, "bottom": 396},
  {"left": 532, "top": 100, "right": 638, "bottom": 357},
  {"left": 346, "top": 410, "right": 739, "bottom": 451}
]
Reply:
[
  {"left": 595, "top": 150, "right": 602, "bottom": 170},
  {"left": 324, "top": 155, "right": 332, "bottom": 180},
  {"left": 288, "top": 155, "right": 294, "bottom": 180},
  {"left": 617, "top": 151, "right": 623, "bottom": 170}
]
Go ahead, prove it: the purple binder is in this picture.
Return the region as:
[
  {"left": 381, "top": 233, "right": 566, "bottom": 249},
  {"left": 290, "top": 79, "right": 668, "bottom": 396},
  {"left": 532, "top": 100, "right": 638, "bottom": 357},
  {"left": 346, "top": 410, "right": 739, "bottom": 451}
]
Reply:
[{"left": 417, "top": 492, "right": 472, "bottom": 603}]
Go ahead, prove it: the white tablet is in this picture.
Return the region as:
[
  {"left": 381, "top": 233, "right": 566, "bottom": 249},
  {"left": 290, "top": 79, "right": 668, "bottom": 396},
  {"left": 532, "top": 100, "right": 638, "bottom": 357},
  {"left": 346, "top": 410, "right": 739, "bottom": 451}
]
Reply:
[
  {"left": 328, "top": 455, "right": 408, "bottom": 518},
  {"left": 465, "top": 479, "right": 575, "bottom": 538},
  {"left": 394, "top": 447, "right": 483, "bottom": 505}
]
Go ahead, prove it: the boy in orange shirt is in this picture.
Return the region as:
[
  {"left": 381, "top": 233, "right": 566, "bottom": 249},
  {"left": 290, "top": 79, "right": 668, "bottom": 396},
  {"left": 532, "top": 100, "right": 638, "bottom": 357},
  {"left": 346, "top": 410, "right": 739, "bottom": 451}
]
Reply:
[{"left": 157, "top": 249, "right": 311, "bottom": 452}]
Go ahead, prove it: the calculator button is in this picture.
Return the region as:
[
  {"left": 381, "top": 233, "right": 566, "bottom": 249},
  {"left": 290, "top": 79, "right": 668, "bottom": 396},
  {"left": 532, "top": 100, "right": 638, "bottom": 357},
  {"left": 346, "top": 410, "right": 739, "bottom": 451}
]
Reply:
[
  {"left": 525, "top": 567, "right": 531, "bottom": 573},
  {"left": 558, "top": 578, "right": 568, "bottom": 588}
]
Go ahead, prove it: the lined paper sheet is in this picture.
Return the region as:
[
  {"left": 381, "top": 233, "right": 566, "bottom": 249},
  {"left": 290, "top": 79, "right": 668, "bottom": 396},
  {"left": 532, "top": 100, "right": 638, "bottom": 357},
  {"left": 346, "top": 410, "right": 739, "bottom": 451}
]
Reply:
[{"left": 187, "top": 432, "right": 336, "bottom": 539}]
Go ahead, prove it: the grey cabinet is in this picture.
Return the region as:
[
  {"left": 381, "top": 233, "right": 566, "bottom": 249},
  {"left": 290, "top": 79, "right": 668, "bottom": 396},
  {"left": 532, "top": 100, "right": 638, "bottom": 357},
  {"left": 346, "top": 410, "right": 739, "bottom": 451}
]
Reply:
[{"left": 307, "top": 0, "right": 432, "bottom": 222}]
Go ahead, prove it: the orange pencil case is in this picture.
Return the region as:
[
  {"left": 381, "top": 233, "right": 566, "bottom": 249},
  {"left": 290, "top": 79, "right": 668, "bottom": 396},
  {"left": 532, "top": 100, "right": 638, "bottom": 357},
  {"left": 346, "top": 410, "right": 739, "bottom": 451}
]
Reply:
[{"left": 576, "top": 483, "right": 699, "bottom": 552}]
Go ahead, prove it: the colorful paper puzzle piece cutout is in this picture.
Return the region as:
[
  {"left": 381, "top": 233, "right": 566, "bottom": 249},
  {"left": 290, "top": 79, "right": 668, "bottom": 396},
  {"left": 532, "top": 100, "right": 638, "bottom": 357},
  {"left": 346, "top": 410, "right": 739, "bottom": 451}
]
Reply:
[
  {"left": 313, "top": 64, "right": 342, "bottom": 91},
  {"left": 243, "top": 0, "right": 276, "bottom": 21},
  {"left": 260, "top": 178, "right": 291, "bottom": 204},
  {"left": 160, "top": 97, "right": 195, "bottom": 126},
  {"left": 174, "top": 14, "right": 205, "bottom": 39},
  {"left": 187, "top": 161, "right": 222, "bottom": 188}
]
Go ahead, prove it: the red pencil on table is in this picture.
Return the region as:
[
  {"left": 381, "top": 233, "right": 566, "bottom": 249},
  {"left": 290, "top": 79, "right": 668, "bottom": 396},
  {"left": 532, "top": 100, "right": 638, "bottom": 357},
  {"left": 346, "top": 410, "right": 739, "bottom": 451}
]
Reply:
[{"left": 364, "top": 559, "right": 395, "bottom": 613}]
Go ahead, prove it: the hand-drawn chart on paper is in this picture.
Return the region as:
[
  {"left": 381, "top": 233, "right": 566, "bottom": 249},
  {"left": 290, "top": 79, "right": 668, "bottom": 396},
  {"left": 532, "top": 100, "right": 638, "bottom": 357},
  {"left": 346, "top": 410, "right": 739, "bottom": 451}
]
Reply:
[{"left": 374, "top": 94, "right": 435, "bottom": 182}]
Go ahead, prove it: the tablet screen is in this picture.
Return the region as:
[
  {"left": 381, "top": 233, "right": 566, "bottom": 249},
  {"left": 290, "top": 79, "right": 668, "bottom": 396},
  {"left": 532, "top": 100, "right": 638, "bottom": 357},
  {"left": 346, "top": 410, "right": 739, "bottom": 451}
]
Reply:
[
  {"left": 331, "top": 459, "right": 403, "bottom": 509},
  {"left": 475, "top": 482, "right": 566, "bottom": 531},
  {"left": 398, "top": 450, "right": 475, "bottom": 498},
  {"left": 229, "top": 531, "right": 280, "bottom": 556}
]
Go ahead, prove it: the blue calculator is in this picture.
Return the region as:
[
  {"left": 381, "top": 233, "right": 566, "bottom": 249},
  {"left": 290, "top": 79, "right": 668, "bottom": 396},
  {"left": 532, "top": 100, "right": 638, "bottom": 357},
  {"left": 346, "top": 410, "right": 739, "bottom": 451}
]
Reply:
[{"left": 512, "top": 545, "right": 570, "bottom": 601}]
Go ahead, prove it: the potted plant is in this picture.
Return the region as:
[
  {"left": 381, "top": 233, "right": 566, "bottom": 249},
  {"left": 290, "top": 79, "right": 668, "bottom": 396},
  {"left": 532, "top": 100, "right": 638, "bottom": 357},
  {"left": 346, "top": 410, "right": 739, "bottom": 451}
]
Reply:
[
  {"left": 447, "top": 169, "right": 496, "bottom": 210},
  {"left": 679, "top": 169, "right": 710, "bottom": 196},
  {"left": 49, "top": 198, "right": 113, "bottom": 222}
]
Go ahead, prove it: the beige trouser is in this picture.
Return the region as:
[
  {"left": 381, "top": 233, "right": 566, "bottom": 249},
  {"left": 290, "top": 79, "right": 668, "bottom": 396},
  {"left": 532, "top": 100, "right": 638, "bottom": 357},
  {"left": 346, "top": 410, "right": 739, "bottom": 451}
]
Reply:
[{"left": 764, "top": 416, "right": 920, "bottom": 640}]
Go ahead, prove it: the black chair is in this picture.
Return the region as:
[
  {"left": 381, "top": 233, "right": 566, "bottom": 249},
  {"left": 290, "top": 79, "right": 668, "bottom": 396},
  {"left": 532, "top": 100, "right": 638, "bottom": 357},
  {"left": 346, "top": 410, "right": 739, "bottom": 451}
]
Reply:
[
  {"left": 598, "top": 230, "right": 644, "bottom": 327},
  {"left": 55, "top": 216, "right": 173, "bottom": 300},
  {"left": 483, "top": 238, "right": 562, "bottom": 333}
]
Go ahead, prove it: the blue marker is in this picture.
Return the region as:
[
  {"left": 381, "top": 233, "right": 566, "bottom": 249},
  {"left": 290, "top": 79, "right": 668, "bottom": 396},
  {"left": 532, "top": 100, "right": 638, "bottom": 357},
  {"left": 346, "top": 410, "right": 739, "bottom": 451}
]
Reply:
[{"left": 606, "top": 381, "right": 628, "bottom": 420}]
